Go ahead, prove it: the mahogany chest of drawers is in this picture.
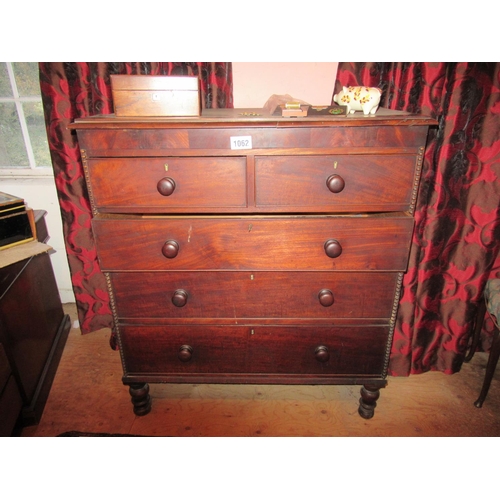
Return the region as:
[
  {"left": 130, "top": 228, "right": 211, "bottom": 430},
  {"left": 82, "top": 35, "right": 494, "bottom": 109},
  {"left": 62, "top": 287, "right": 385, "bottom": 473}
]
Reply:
[{"left": 71, "top": 108, "right": 433, "bottom": 419}]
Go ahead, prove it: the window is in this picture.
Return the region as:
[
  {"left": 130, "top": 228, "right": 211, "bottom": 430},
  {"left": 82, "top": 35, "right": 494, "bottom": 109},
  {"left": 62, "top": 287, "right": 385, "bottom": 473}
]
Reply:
[{"left": 0, "top": 62, "right": 52, "bottom": 177}]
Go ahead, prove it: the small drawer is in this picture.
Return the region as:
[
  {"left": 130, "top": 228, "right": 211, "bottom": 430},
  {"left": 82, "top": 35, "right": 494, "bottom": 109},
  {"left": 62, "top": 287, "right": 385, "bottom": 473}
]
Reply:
[
  {"left": 119, "top": 324, "right": 389, "bottom": 376},
  {"left": 248, "top": 325, "right": 388, "bottom": 375},
  {"left": 86, "top": 157, "right": 247, "bottom": 212},
  {"left": 93, "top": 215, "right": 414, "bottom": 272},
  {"left": 255, "top": 155, "right": 417, "bottom": 212},
  {"left": 120, "top": 325, "right": 250, "bottom": 375},
  {"left": 111, "top": 271, "right": 399, "bottom": 320}
]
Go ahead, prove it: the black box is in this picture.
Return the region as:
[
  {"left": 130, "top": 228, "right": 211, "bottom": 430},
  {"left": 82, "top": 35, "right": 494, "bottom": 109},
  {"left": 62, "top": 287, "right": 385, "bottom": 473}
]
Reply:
[{"left": 0, "top": 192, "right": 35, "bottom": 250}]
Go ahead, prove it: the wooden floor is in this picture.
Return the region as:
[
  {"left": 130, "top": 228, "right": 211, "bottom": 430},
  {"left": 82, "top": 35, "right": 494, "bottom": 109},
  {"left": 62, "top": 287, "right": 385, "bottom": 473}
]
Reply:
[{"left": 19, "top": 303, "right": 500, "bottom": 437}]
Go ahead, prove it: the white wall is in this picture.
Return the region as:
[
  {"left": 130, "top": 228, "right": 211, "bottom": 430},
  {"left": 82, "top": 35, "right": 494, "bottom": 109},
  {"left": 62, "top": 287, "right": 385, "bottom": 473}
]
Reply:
[
  {"left": 232, "top": 62, "right": 338, "bottom": 108},
  {"left": 0, "top": 176, "right": 75, "bottom": 304}
]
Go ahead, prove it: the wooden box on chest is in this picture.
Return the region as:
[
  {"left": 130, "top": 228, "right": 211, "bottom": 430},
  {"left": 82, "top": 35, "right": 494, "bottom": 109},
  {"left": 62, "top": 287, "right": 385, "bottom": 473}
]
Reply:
[
  {"left": 110, "top": 75, "right": 201, "bottom": 117},
  {"left": 70, "top": 108, "right": 434, "bottom": 419}
]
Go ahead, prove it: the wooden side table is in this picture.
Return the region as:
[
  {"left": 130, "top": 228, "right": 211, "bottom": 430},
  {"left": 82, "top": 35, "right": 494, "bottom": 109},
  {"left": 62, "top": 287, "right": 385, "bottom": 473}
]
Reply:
[{"left": 0, "top": 210, "right": 71, "bottom": 434}]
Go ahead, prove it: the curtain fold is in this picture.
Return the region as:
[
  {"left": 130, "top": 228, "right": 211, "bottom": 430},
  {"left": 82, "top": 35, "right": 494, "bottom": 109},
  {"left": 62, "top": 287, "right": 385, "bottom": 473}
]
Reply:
[
  {"left": 334, "top": 62, "right": 500, "bottom": 376},
  {"left": 39, "top": 62, "right": 233, "bottom": 335}
]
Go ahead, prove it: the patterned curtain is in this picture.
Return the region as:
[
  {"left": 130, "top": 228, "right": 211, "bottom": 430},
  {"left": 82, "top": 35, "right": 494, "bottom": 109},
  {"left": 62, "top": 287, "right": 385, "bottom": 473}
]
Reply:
[
  {"left": 39, "top": 62, "right": 233, "bottom": 335},
  {"left": 334, "top": 62, "right": 500, "bottom": 376}
]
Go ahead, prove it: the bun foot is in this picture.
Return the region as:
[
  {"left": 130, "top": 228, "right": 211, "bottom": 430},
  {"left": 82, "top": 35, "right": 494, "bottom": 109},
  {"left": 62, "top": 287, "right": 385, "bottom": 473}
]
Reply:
[
  {"left": 358, "top": 385, "right": 381, "bottom": 419},
  {"left": 129, "top": 383, "right": 152, "bottom": 416}
]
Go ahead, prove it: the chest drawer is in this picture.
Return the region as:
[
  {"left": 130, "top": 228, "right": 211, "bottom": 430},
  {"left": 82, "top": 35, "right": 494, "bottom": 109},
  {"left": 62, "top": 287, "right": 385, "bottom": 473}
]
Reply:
[
  {"left": 255, "top": 155, "right": 417, "bottom": 212},
  {"left": 86, "top": 157, "right": 247, "bottom": 212},
  {"left": 120, "top": 324, "right": 388, "bottom": 376},
  {"left": 76, "top": 123, "right": 431, "bottom": 155},
  {"left": 93, "top": 215, "right": 414, "bottom": 272},
  {"left": 111, "top": 271, "right": 399, "bottom": 320}
]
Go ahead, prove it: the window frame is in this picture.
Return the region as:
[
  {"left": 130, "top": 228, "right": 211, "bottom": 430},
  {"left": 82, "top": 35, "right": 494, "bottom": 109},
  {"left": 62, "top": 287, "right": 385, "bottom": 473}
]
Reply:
[{"left": 0, "top": 62, "right": 52, "bottom": 178}]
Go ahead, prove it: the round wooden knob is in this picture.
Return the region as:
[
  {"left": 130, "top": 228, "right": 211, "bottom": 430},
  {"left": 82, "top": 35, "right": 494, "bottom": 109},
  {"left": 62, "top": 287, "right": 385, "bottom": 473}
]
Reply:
[
  {"left": 318, "top": 289, "right": 334, "bottom": 307},
  {"left": 178, "top": 345, "right": 193, "bottom": 362},
  {"left": 315, "top": 345, "right": 330, "bottom": 362},
  {"left": 157, "top": 177, "right": 176, "bottom": 196},
  {"left": 326, "top": 174, "right": 345, "bottom": 193},
  {"left": 172, "top": 289, "right": 188, "bottom": 307},
  {"left": 161, "top": 240, "right": 179, "bottom": 259},
  {"left": 324, "top": 239, "right": 342, "bottom": 258}
]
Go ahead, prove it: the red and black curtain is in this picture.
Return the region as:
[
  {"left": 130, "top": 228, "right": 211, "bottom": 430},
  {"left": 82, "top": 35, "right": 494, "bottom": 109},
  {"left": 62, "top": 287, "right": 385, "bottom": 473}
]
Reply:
[
  {"left": 334, "top": 62, "right": 500, "bottom": 376},
  {"left": 39, "top": 62, "right": 233, "bottom": 335}
]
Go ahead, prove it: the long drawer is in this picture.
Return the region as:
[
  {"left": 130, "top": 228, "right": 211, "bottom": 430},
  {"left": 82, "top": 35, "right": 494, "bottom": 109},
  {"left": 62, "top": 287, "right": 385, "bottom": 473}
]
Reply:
[
  {"left": 93, "top": 215, "right": 414, "bottom": 271},
  {"left": 111, "top": 271, "right": 398, "bottom": 319},
  {"left": 119, "top": 325, "right": 388, "bottom": 376},
  {"left": 255, "top": 155, "right": 417, "bottom": 212},
  {"left": 76, "top": 124, "right": 431, "bottom": 155},
  {"left": 86, "top": 157, "right": 247, "bottom": 211}
]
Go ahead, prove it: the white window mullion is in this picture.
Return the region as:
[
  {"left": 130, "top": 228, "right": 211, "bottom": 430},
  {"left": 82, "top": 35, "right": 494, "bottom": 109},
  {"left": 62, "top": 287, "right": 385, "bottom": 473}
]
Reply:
[{"left": 5, "top": 62, "right": 37, "bottom": 170}]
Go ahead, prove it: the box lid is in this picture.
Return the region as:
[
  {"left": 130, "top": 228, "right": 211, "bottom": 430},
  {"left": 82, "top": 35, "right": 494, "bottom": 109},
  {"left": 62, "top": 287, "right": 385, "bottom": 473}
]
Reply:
[
  {"left": 110, "top": 75, "right": 200, "bottom": 91},
  {"left": 0, "top": 192, "right": 24, "bottom": 210},
  {"left": 0, "top": 192, "right": 26, "bottom": 218}
]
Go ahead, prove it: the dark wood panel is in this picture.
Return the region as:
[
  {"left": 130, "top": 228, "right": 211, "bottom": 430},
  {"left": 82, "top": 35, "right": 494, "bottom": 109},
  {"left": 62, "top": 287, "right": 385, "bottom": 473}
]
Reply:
[
  {"left": 248, "top": 325, "right": 387, "bottom": 375},
  {"left": 0, "top": 254, "right": 64, "bottom": 402},
  {"left": 310, "top": 125, "right": 429, "bottom": 149},
  {"left": 0, "top": 374, "right": 23, "bottom": 436},
  {"left": 119, "top": 324, "right": 388, "bottom": 376},
  {"left": 111, "top": 271, "right": 398, "bottom": 319},
  {"left": 255, "top": 154, "right": 417, "bottom": 212},
  {"left": 122, "top": 372, "right": 387, "bottom": 386},
  {"left": 78, "top": 128, "right": 190, "bottom": 153},
  {"left": 87, "top": 156, "right": 247, "bottom": 210},
  {"left": 120, "top": 325, "right": 250, "bottom": 374},
  {"left": 93, "top": 216, "right": 414, "bottom": 271},
  {"left": 70, "top": 107, "right": 437, "bottom": 128},
  {"left": 34, "top": 210, "right": 49, "bottom": 243},
  {"left": 118, "top": 317, "right": 389, "bottom": 327},
  {"left": 76, "top": 122, "right": 431, "bottom": 155}
]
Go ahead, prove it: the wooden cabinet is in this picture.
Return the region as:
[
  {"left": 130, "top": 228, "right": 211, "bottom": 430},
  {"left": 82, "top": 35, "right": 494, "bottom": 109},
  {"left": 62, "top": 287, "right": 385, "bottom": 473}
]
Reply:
[
  {"left": 0, "top": 211, "right": 71, "bottom": 434},
  {"left": 71, "top": 108, "right": 434, "bottom": 419}
]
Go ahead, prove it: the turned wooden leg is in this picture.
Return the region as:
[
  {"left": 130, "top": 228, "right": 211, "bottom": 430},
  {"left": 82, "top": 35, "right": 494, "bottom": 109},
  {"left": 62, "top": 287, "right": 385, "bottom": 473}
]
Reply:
[
  {"left": 129, "top": 383, "right": 152, "bottom": 416},
  {"left": 358, "top": 384, "right": 381, "bottom": 419},
  {"left": 474, "top": 327, "right": 500, "bottom": 408}
]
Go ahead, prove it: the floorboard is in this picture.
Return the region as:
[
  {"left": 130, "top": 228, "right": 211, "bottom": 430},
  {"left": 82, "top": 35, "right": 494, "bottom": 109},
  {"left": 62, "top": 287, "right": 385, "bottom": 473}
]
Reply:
[{"left": 18, "top": 304, "right": 500, "bottom": 437}]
